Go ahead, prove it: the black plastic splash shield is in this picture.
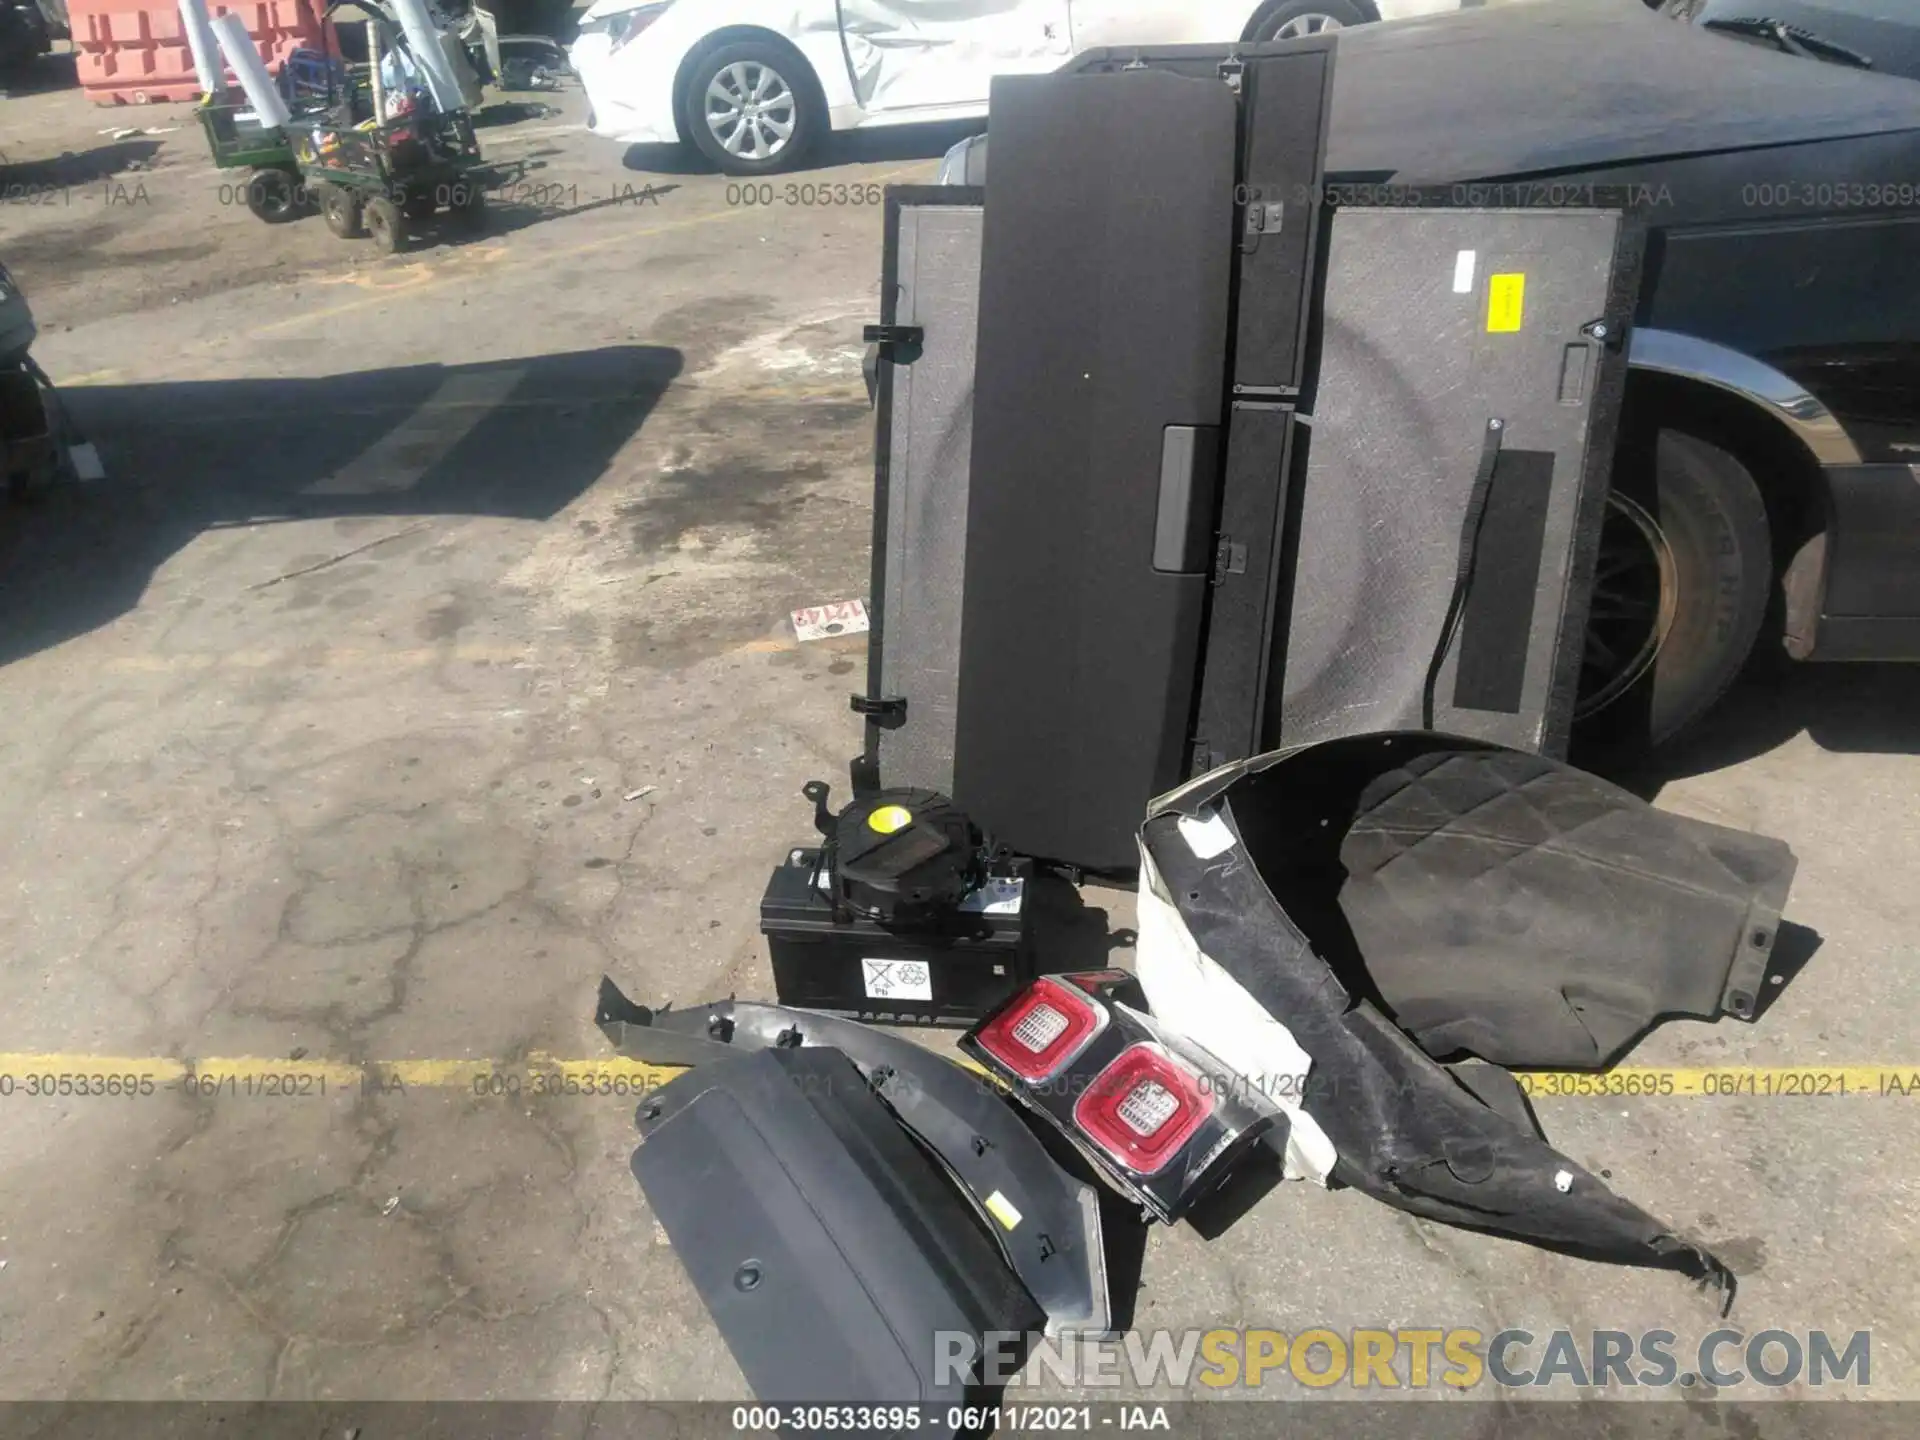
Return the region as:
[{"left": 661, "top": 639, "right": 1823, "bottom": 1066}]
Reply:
[
  {"left": 630, "top": 1046, "right": 1042, "bottom": 1423},
  {"left": 597, "top": 979, "right": 1111, "bottom": 1338},
  {"left": 1140, "top": 737, "right": 1745, "bottom": 1304},
  {"left": 1175, "top": 734, "right": 1797, "bottom": 1068}
]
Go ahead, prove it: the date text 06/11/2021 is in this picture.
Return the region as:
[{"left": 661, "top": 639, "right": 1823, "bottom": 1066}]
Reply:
[{"left": 730, "top": 1406, "right": 1167, "bottom": 1433}]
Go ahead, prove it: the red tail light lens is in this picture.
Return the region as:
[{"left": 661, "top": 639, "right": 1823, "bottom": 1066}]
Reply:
[
  {"left": 972, "top": 976, "right": 1106, "bottom": 1081},
  {"left": 1073, "top": 1043, "right": 1213, "bottom": 1176}
]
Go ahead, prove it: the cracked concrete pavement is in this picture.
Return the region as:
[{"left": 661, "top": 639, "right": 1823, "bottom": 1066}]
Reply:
[{"left": 2, "top": 65, "right": 1918, "bottom": 1410}]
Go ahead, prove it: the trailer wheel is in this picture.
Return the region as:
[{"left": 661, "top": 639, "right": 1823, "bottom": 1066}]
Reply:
[
  {"left": 363, "top": 195, "right": 406, "bottom": 254},
  {"left": 246, "top": 167, "right": 303, "bottom": 224},
  {"left": 320, "top": 185, "right": 363, "bottom": 238}
]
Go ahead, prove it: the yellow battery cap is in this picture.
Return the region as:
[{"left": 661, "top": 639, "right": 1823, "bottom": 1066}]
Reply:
[{"left": 867, "top": 804, "right": 915, "bottom": 834}]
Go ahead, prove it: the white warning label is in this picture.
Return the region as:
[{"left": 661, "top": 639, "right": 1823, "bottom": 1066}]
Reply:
[{"left": 863, "top": 958, "right": 933, "bottom": 1002}]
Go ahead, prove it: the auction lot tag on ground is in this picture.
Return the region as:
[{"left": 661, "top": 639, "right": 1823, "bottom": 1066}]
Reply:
[{"left": 791, "top": 598, "right": 870, "bottom": 642}]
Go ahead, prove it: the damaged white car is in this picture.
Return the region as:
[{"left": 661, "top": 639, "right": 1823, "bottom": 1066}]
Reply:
[{"left": 569, "top": 0, "right": 1468, "bottom": 173}]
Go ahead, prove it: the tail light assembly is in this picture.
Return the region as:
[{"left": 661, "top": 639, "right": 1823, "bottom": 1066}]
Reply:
[{"left": 963, "top": 971, "right": 1281, "bottom": 1224}]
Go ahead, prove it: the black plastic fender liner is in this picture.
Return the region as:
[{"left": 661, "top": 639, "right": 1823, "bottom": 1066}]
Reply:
[
  {"left": 1152, "top": 735, "right": 1797, "bottom": 1069},
  {"left": 596, "top": 979, "right": 1113, "bottom": 1338},
  {"left": 632, "top": 1046, "right": 1043, "bottom": 1422},
  {"left": 1329, "top": 741, "right": 1796, "bottom": 1065},
  {"left": 1139, "top": 741, "right": 1739, "bottom": 1303}
]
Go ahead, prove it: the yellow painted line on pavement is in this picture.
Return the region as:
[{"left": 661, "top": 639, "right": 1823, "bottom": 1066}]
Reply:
[
  {"left": 0, "top": 1052, "right": 681, "bottom": 1097},
  {"left": 1514, "top": 1066, "right": 1918, "bottom": 1099},
  {"left": 3, "top": 1057, "right": 1919, "bottom": 1100}
]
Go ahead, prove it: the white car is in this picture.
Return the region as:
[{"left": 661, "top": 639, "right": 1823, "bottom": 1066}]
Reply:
[{"left": 570, "top": 0, "right": 1469, "bottom": 174}]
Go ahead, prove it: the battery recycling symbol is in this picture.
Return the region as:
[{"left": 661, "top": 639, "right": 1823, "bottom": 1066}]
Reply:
[{"left": 864, "top": 959, "right": 930, "bottom": 999}]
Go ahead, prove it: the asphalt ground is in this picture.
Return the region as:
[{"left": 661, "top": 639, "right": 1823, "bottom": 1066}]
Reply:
[{"left": 1, "top": 53, "right": 1917, "bottom": 1422}]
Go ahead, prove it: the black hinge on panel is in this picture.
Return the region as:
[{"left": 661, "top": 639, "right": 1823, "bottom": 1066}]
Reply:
[
  {"left": 851, "top": 694, "right": 907, "bottom": 728},
  {"left": 1212, "top": 537, "right": 1248, "bottom": 587},
  {"left": 1245, "top": 201, "right": 1285, "bottom": 235},
  {"left": 863, "top": 325, "right": 924, "bottom": 363},
  {"left": 1240, "top": 199, "right": 1285, "bottom": 255},
  {"left": 1217, "top": 54, "right": 1245, "bottom": 93}
]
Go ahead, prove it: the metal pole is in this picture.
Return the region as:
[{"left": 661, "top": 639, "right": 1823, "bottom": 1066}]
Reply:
[{"left": 367, "top": 18, "right": 386, "bottom": 122}]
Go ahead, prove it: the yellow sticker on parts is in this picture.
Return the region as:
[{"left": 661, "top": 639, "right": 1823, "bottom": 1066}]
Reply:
[
  {"left": 867, "top": 804, "right": 914, "bottom": 835},
  {"left": 984, "top": 1190, "right": 1023, "bottom": 1231},
  {"left": 1487, "top": 273, "right": 1526, "bottom": 333}
]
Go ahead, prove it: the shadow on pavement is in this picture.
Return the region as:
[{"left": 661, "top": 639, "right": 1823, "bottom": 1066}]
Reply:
[
  {"left": 474, "top": 99, "right": 564, "bottom": 129},
  {"left": 0, "top": 52, "right": 77, "bottom": 99},
  {"left": 1598, "top": 647, "right": 1920, "bottom": 800},
  {"left": 622, "top": 117, "right": 983, "bottom": 178},
  {"left": 0, "top": 138, "right": 162, "bottom": 188},
  {"left": 0, "top": 345, "right": 682, "bottom": 668}
]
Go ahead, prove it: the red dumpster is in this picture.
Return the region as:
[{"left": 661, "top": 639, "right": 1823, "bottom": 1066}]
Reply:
[{"left": 70, "top": 0, "right": 330, "bottom": 106}]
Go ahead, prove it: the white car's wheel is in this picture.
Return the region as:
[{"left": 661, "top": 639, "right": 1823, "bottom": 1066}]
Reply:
[
  {"left": 686, "top": 41, "right": 822, "bottom": 175},
  {"left": 1254, "top": 0, "right": 1369, "bottom": 40}
]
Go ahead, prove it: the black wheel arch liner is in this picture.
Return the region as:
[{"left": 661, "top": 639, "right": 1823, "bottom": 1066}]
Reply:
[{"left": 1137, "top": 737, "right": 1766, "bottom": 1309}]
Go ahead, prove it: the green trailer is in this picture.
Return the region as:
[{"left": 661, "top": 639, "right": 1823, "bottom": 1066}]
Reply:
[
  {"left": 194, "top": 93, "right": 305, "bottom": 224},
  {"left": 291, "top": 105, "right": 488, "bottom": 254},
  {"left": 193, "top": 5, "right": 490, "bottom": 253}
]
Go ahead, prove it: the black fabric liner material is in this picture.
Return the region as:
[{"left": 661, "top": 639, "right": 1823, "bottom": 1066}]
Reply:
[
  {"left": 857, "top": 185, "right": 985, "bottom": 797},
  {"left": 1204, "top": 735, "right": 1796, "bottom": 1069},
  {"left": 1142, "top": 733, "right": 1802, "bottom": 1301},
  {"left": 1327, "top": 742, "right": 1795, "bottom": 1068},
  {"left": 1452, "top": 448, "right": 1555, "bottom": 715},
  {"left": 1228, "top": 40, "right": 1337, "bottom": 395},
  {"left": 1267, "top": 201, "right": 1643, "bottom": 763},
  {"left": 1191, "top": 403, "right": 1299, "bottom": 773},
  {"left": 631, "top": 1046, "right": 1041, "bottom": 1416},
  {"left": 950, "top": 68, "right": 1238, "bottom": 873}
]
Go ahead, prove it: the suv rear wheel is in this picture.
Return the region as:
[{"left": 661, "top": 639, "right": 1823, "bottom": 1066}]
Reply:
[{"left": 1576, "top": 428, "right": 1772, "bottom": 746}]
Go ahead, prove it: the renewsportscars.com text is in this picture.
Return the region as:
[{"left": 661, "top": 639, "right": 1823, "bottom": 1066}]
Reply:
[{"left": 935, "top": 1328, "right": 1871, "bottom": 1391}]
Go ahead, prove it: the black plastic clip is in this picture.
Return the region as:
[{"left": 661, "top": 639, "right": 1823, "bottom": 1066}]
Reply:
[
  {"left": 863, "top": 324, "right": 924, "bottom": 364},
  {"left": 803, "top": 779, "right": 836, "bottom": 838},
  {"left": 1580, "top": 317, "right": 1626, "bottom": 351},
  {"left": 1212, "top": 536, "right": 1247, "bottom": 586},
  {"left": 850, "top": 695, "right": 908, "bottom": 728}
]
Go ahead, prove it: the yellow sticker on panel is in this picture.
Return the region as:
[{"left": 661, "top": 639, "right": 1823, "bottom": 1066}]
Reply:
[
  {"left": 984, "top": 1190, "right": 1023, "bottom": 1231},
  {"left": 1487, "top": 273, "right": 1526, "bottom": 333}
]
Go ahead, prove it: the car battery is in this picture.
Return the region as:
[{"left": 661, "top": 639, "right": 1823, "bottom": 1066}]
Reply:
[
  {"left": 760, "top": 783, "right": 1036, "bottom": 1025},
  {"left": 761, "top": 849, "right": 1034, "bottom": 1026}
]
